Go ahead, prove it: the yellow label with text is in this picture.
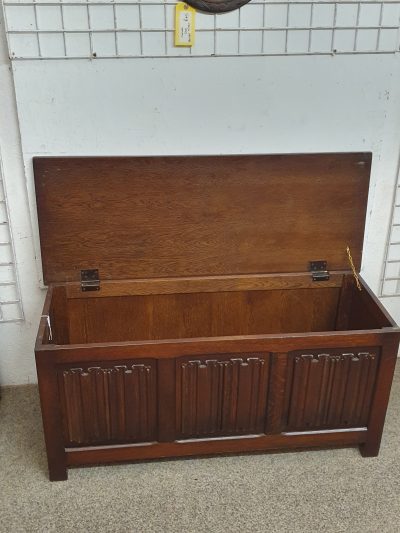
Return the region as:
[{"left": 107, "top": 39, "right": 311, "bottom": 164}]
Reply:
[{"left": 175, "top": 2, "right": 196, "bottom": 47}]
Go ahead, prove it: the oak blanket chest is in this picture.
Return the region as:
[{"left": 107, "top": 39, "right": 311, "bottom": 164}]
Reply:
[{"left": 34, "top": 153, "right": 400, "bottom": 481}]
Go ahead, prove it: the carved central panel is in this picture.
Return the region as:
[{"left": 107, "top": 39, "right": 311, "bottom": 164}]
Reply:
[
  {"left": 285, "top": 349, "right": 380, "bottom": 431},
  {"left": 177, "top": 354, "right": 270, "bottom": 439},
  {"left": 58, "top": 362, "right": 156, "bottom": 446}
]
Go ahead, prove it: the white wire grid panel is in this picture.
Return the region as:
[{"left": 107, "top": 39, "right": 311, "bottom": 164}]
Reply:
[
  {"left": 2, "top": 0, "right": 400, "bottom": 59},
  {"left": 0, "top": 158, "right": 24, "bottom": 323},
  {"left": 380, "top": 166, "right": 400, "bottom": 297}
]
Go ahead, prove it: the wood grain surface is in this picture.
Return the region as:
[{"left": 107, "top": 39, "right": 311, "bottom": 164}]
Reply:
[
  {"left": 33, "top": 154, "right": 400, "bottom": 482},
  {"left": 33, "top": 153, "right": 371, "bottom": 284},
  {"left": 65, "top": 287, "right": 341, "bottom": 344}
]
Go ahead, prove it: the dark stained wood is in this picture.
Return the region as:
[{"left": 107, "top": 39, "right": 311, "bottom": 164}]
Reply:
[
  {"left": 266, "top": 353, "right": 289, "bottom": 433},
  {"left": 157, "top": 359, "right": 176, "bottom": 442},
  {"left": 175, "top": 354, "right": 269, "bottom": 439},
  {"left": 49, "top": 286, "right": 69, "bottom": 344},
  {"left": 334, "top": 274, "right": 354, "bottom": 330},
  {"left": 65, "top": 429, "right": 367, "bottom": 467},
  {"left": 33, "top": 154, "right": 371, "bottom": 284},
  {"left": 284, "top": 349, "right": 380, "bottom": 431},
  {"left": 33, "top": 153, "right": 400, "bottom": 481},
  {"left": 65, "top": 272, "right": 344, "bottom": 299},
  {"left": 35, "top": 351, "right": 68, "bottom": 481},
  {"left": 58, "top": 361, "right": 157, "bottom": 446},
  {"left": 38, "top": 329, "right": 399, "bottom": 361},
  {"left": 36, "top": 290, "right": 400, "bottom": 480},
  {"left": 65, "top": 287, "right": 341, "bottom": 344},
  {"left": 360, "top": 336, "right": 398, "bottom": 457},
  {"left": 359, "top": 275, "right": 398, "bottom": 327},
  {"left": 348, "top": 277, "right": 395, "bottom": 330}
]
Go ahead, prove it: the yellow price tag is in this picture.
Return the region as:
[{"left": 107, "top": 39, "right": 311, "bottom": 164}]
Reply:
[{"left": 174, "top": 2, "right": 196, "bottom": 47}]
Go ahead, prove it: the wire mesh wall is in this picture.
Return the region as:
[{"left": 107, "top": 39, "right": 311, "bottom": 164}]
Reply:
[
  {"left": 0, "top": 156, "right": 24, "bottom": 323},
  {"left": 380, "top": 165, "right": 400, "bottom": 298},
  {"left": 3, "top": 0, "right": 400, "bottom": 59}
]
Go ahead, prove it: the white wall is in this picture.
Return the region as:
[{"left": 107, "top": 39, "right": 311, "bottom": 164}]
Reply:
[
  {"left": 1, "top": 13, "right": 400, "bottom": 384},
  {"left": 0, "top": 11, "right": 45, "bottom": 386}
]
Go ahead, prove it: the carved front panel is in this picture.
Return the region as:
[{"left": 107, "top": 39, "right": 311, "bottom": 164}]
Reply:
[
  {"left": 58, "top": 362, "right": 156, "bottom": 446},
  {"left": 285, "top": 349, "right": 380, "bottom": 431},
  {"left": 177, "top": 354, "right": 270, "bottom": 439}
]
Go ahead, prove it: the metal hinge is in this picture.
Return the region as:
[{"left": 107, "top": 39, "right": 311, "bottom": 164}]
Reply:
[
  {"left": 309, "top": 261, "right": 330, "bottom": 282},
  {"left": 81, "top": 269, "right": 100, "bottom": 291}
]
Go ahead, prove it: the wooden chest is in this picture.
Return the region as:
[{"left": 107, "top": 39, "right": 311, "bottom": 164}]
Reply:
[{"left": 34, "top": 153, "right": 400, "bottom": 481}]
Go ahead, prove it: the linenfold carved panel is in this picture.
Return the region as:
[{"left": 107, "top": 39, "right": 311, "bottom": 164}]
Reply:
[
  {"left": 285, "top": 349, "right": 380, "bottom": 431},
  {"left": 177, "top": 354, "right": 270, "bottom": 439},
  {"left": 58, "top": 362, "right": 156, "bottom": 446}
]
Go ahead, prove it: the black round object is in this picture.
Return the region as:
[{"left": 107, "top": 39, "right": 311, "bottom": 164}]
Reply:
[{"left": 185, "top": 0, "right": 252, "bottom": 14}]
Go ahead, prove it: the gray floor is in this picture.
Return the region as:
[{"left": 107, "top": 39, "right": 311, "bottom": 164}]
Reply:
[{"left": 1, "top": 371, "right": 400, "bottom": 533}]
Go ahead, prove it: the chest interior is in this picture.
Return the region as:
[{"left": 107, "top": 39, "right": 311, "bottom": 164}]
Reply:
[
  {"left": 46, "top": 274, "right": 391, "bottom": 345},
  {"left": 34, "top": 152, "right": 394, "bottom": 346}
]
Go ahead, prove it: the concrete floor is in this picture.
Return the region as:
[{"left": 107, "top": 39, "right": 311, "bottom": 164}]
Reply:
[{"left": 1, "top": 368, "right": 400, "bottom": 533}]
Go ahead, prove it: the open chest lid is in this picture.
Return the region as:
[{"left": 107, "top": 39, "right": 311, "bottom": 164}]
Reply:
[{"left": 33, "top": 153, "right": 371, "bottom": 285}]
